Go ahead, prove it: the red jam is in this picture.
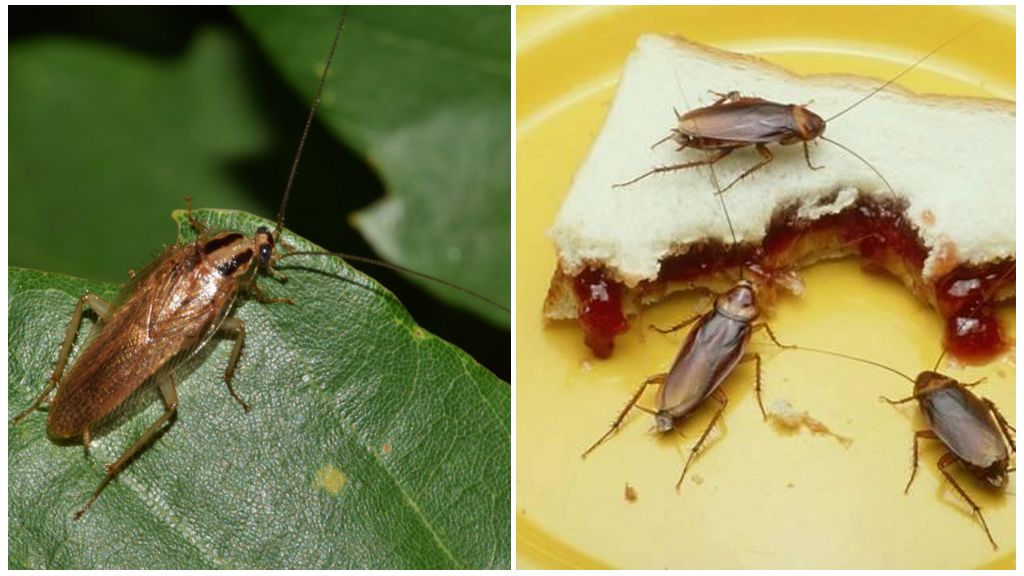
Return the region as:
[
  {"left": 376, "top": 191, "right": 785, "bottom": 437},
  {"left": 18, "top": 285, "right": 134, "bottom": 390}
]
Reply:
[
  {"left": 658, "top": 241, "right": 752, "bottom": 283},
  {"left": 760, "top": 197, "right": 926, "bottom": 274},
  {"left": 573, "top": 269, "right": 628, "bottom": 358},
  {"left": 934, "top": 262, "right": 1014, "bottom": 362},
  {"left": 571, "top": 195, "right": 1014, "bottom": 362}
]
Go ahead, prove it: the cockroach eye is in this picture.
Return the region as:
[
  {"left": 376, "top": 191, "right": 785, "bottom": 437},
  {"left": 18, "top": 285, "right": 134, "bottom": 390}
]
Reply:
[{"left": 255, "top": 226, "right": 274, "bottom": 266}]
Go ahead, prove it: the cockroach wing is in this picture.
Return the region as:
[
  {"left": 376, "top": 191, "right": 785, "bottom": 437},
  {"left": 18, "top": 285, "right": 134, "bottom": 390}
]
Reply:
[
  {"left": 658, "top": 312, "right": 751, "bottom": 418},
  {"left": 922, "top": 387, "right": 1008, "bottom": 468},
  {"left": 680, "top": 101, "right": 797, "bottom": 144},
  {"left": 47, "top": 243, "right": 238, "bottom": 439}
]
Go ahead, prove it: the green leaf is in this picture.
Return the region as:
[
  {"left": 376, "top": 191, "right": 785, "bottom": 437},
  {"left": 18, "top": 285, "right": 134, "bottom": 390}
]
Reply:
[
  {"left": 8, "top": 209, "right": 510, "bottom": 569},
  {"left": 237, "top": 6, "right": 511, "bottom": 325}
]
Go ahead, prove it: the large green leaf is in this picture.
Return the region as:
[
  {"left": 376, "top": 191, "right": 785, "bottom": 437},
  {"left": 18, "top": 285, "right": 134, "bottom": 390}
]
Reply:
[
  {"left": 8, "top": 209, "right": 510, "bottom": 569},
  {"left": 237, "top": 6, "right": 511, "bottom": 325}
]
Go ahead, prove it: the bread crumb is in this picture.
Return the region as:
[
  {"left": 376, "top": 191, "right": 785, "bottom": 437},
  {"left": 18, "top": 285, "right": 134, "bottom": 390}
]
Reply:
[
  {"left": 921, "top": 209, "right": 936, "bottom": 226},
  {"left": 768, "top": 399, "right": 852, "bottom": 447},
  {"left": 691, "top": 474, "right": 704, "bottom": 486},
  {"left": 580, "top": 360, "right": 592, "bottom": 372},
  {"left": 929, "top": 234, "right": 960, "bottom": 279},
  {"left": 624, "top": 482, "right": 638, "bottom": 502}
]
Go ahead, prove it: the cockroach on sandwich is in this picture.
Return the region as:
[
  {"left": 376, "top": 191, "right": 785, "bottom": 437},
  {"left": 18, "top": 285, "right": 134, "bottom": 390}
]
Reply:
[
  {"left": 615, "top": 23, "right": 979, "bottom": 194},
  {"left": 582, "top": 163, "right": 793, "bottom": 490},
  {"left": 10, "top": 9, "right": 508, "bottom": 520}
]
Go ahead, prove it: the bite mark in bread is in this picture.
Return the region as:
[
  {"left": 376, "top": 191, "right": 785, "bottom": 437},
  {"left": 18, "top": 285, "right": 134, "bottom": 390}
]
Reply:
[{"left": 545, "top": 35, "right": 1015, "bottom": 360}]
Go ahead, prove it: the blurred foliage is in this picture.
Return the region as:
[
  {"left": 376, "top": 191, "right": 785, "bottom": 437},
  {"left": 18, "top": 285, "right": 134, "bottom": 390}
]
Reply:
[{"left": 9, "top": 5, "right": 509, "bottom": 379}]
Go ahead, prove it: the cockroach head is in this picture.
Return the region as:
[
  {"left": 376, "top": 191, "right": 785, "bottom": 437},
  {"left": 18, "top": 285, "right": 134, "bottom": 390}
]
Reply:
[
  {"left": 655, "top": 411, "right": 675, "bottom": 433},
  {"left": 792, "top": 105, "right": 826, "bottom": 141},
  {"left": 715, "top": 280, "right": 759, "bottom": 322},
  {"left": 913, "top": 371, "right": 955, "bottom": 396},
  {"left": 255, "top": 226, "right": 275, "bottom": 268},
  {"left": 977, "top": 461, "right": 1008, "bottom": 488}
]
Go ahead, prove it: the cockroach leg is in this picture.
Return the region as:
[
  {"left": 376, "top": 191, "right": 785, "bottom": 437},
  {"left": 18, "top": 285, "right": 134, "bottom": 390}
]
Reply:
[
  {"left": 582, "top": 373, "right": 667, "bottom": 458},
  {"left": 707, "top": 90, "right": 741, "bottom": 106},
  {"left": 714, "top": 144, "right": 773, "bottom": 196},
  {"left": 983, "top": 398, "right": 1016, "bottom": 452},
  {"left": 612, "top": 148, "right": 733, "bottom": 189},
  {"left": 676, "top": 387, "right": 728, "bottom": 491},
  {"left": 183, "top": 196, "right": 208, "bottom": 236},
  {"left": 880, "top": 393, "right": 919, "bottom": 405},
  {"left": 904, "top": 429, "right": 939, "bottom": 494},
  {"left": 82, "top": 428, "right": 91, "bottom": 455},
  {"left": 753, "top": 322, "right": 792, "bottom": 350},
  {"left": 649, "top": 314, "right": 703, "bottom": 334},
  {"left": 219, "top": 317, "right": 251, "bottom": 413},
  {"left": 802, "top": 141, "right": 823, "bottom": 171},
  {"left": 738, "top": 352, "right": 768, "bottom": 420},
  {"left": 52, "top": 293, "right": 113, "bottom": 384},
  {"left": 10, "top": 379, "right": 57, "bottom": 427},
  {"left": 11, "top": 293, "right": 112, "bottom": 427},
  {"left": 937, "top": 451, "right": 998, "bottom": 550},
  {"left": 75, "top": 373, "right": 180, "bottom": 520},
  {"left": 247, "top": 281, "right": 294, "bottom": 306},
  {"left": 650, "top": 130, "right": 679, "bottom": 150}
]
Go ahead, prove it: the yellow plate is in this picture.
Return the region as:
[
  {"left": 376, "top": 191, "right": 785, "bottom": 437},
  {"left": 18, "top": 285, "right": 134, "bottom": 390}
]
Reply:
[{"left": 517, "top": 5, "right": 1015, "bottom": 569}]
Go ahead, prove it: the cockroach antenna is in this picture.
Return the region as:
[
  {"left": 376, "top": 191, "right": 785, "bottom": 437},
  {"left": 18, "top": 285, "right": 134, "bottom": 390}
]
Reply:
[
  {"left": 265, "top": 7, "right": 507, "bottom": 314},
  {"left": 824, "top": 20, "right": 982, "bottom": 123},
  {"left": 275, "top": 250, "right": 510, "bottom": 313},
  {"left": 274, "top": 7, "right": 349, "bottom": 239}
]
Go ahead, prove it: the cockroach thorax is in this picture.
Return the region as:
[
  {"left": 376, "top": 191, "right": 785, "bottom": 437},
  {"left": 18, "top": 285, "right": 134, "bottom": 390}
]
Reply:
[
  {"left": 913, "top": 371, "right": 956, "bottom": 395},
  {"left": 714, "top": 281, "right": 759, "bottom": 322}
]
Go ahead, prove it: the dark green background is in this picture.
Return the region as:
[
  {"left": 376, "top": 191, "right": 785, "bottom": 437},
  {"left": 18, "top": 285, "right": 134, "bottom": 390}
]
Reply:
[{"left": 9, "top": 6, "right": 509, "bottom": 380}]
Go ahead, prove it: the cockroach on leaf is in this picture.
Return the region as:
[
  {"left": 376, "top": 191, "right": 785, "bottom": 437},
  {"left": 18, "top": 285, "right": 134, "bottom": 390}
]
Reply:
[
  {"left": 615, "top": 23, "right": 979, "bottom": 194},
  {"left": 790, "top": 336, "right": 1015, "bottom": 549},
  {"left": 9, "top": 9, "right": 507, "bottom": 520}
]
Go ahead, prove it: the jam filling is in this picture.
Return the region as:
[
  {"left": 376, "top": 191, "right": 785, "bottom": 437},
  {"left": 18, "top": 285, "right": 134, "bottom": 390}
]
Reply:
[
  {"left": 573, "top": 269, "right": 628, "bottom": 358},
  {"left": 574, "top": 196, "right": 1014, "bottom": 362},
  {"left": 935, "top": 261, "right": 1015, "bottom": 362}
]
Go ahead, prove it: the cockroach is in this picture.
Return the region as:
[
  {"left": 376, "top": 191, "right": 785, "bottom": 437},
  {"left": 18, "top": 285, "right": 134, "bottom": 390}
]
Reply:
[
  {"left": 10, "top": 9, "right": 507, "bottom": 520},
  {"left": 788, "top": 343, "right": 1015, "bottom": 549},
  {"left": 582, "top": 166, "right": 792, "bottom": 490},
  {"left": 614, "top": 23, "right": 979, "bottom": 193}
]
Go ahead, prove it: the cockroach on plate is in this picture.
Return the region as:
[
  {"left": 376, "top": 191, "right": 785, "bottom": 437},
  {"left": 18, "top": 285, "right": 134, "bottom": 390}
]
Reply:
[
  {"left": 615, "top": 23, "right": 979, "bottom": 194},
  {"left": 582, "top": 167, "right": 793, "bottom": 490},
  {"left": 10, "top": 9, "right": 507, "bottom": 519},
  {"left": 790, "top": 341, "right": 1015, "bottom": 549}
]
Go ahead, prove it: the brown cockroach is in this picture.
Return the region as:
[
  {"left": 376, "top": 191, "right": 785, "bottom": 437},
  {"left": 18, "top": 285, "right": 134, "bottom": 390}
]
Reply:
[
  {"left": 10, "top": 9, "right": 506, "bottom": 519},
  {"left": 615, "top": 23, "right": 979, "bottom": 193},
  {"left": 789, "top": 344, "right": 1015, "bottom": 549},
  {"left": 582, "top": 166, "right": 793, "bottom": 490},
  {"left": 581, "top": 279, "right": 789, "bottom": 491}
]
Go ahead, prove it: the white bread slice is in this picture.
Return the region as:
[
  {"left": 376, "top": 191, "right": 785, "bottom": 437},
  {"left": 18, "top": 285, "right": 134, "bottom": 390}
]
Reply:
[{"left": 545, "top": 35, "right": 1014, "bottom": 321}]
